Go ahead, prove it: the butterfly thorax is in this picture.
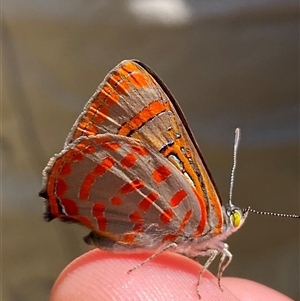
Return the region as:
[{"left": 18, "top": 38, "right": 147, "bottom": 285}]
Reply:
[{"left": 168, "top": 204, "right": 248, "bottom": 257}]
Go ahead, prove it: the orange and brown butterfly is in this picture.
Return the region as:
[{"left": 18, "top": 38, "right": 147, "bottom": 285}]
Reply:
[{"left": 39, "top": 60, "right": 250, "bottom": 296}]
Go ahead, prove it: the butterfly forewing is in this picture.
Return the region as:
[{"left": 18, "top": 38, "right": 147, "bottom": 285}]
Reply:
[{"left": 64, "top": 60, "right": 223, "bottom": 235}]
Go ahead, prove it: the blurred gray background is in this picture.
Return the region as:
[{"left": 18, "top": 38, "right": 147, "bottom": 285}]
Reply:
[{"left": 2, "top": 0, "right": 299, "bottom": 300}]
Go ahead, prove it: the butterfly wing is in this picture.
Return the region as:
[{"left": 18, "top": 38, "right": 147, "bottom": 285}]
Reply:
[
  {"left": 64, "top": 60, "right": 223, "bottom": 235},
  {"left": 41, "top": 134, "right": 209, "bottom": 250}
]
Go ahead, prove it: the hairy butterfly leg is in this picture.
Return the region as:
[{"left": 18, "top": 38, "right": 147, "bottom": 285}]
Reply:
[
  {"left": 217, "top": 244, "right": 232, "bottom": 290},
  {"left": 196, "top": 249, "right": 219, "bottom": 298},
  {"left": 127, "top": 242, "right": 178, "bottom": 273}
]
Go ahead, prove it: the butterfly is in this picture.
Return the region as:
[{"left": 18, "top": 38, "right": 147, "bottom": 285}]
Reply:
[{"left": 39, "top": 60, "right": 250, "bottom": 297}]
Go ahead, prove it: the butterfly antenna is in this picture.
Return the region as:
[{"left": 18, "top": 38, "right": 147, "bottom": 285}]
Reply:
[
  {"left": 231, "top": 128, "right": 300, "bottom": 219},
  {"left": 248, "top": 208, "right": 300, "bottom": 219},
  {"left": 228, "top": 128, "right": 240, "bottom": 207}
]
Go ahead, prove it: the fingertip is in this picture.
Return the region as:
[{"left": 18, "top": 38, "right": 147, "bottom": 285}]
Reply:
[
  {"left": 51, "top": 250, "right": 239, "bottom": 301},
  {"left": 222, "top": 277, "right": 293, "bottom": 301}
]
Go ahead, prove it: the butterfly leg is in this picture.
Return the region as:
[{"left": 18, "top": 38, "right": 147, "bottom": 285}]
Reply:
[
  {"left": 196, "top": 250, "right": 219, "bottom": 299},
  {"left": 127, "top": 242, "right": 177, "bottom": 274},
  {"left": 217, "top": 243, "right": 232, "bottom": 290}
]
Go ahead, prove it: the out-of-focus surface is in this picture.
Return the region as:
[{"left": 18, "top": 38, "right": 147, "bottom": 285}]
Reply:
[{"left": 2, "top": 1, "right": 299, "bottom": 300}]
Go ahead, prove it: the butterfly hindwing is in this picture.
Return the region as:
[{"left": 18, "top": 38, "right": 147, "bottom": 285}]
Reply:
[{"left": 42, "top": 134, "right": 210, "bottom": 249}]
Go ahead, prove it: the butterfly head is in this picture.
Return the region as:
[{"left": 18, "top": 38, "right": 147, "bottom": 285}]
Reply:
[{"left": 224, "top": 204, "right": 249, "bottom": 232}]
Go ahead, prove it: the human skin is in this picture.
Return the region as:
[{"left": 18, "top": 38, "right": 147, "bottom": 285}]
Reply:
[{"left": 50, "top": 249, "right": 292, "bottom": 301}]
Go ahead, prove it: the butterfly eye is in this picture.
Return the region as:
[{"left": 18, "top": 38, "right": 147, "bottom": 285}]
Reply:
[{"left": 230, "top": 209, "right": 242, "bottom": 228}]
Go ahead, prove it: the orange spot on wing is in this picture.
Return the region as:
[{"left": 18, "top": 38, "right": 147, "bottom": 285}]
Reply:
[
  {"left": 74, "top": 120, "right": 98, "bottom": 139},
  {"left": 129, "top": 72, "right": 149, "bottom": 88},
  {"left": 93, "top": 202, "right": 107, "bottom": 231},
  {"left": 68, "top": 144, "right": 83, "bottom": 155},
  {"left": 91, "top": 106, "right": 109, "bottom": 124},
  {"left": 86, "top": 123, "right": 99, "bottom": 135},
  {"left": 152, "top": 165, "right": 171, "bottom": 183},
  {"left": 162, "top": 233, "right": 178, "bottom": 243},
  {"left": 46, "top": 159, "right": 65, "bottom": 217},
  {"left": 107, "top": 91, "right": 120, "bottom": 106},
  {"left": 75, "top": 139, "right": 90, "bottom": 150},
  {"left": 133, "top": 224, "right": 144, "bottom": 232},
  {"left": 56, "top": 178, "right": 68, "bottom": 196},
  {"left": 83, "top": 145, "right": 96, "bottom": 154},
  {"left": 100, "top": 84, "right": 120, "bottom": 105},
  {"left": 139, "top": 192, "right": 159, "bottom": 211},
  {"left": 149, "top": 100, "right": 170, "bottom": 114},
  {"left": 73, "top": 152, "right": 84, "bottom": 162},
  {"left": 179, "top": 209, "right": 192, "bottom": 232},
  {"left": 85, "top": 104, "right": 98, "bottom": 118},
  {"left": 94, "top": 157, "right": 115, "bottom": 173},
  {"left": 160, "top": 208, "right": 174, "bottom": 224},
  {"left": 193, "top": 188, "right": 207, "bottom": 237},
  {"left": 107, "top": 72, "right": 122, "bottom": 86},
  {"left": 115, "top": 80, "right": 130, "bottom": 95},
  {"left": 131, "top": 144, "right": 149, "bottom": 156},
  {"left": 118, "top": 101, "right": 169, "bottom": 136},
  {"left": 120, "top": 179, "right": 144, "bottom": 194},
  {"left": 169, "top": 189, "right": 188, "bottom": 207},
  {"left": 123, "top": 233, "right": 135, "bottom": 243},
  {"left": 102, "top": 142, "right": 121, "bottom": 151},
  {"left": 79, "top": 176, "right": 94, "bottom": 200},
  {"left": 129, "top": 210, "right": 143, "bottom": 223},
  {"left": 121, "top": 61, "right": 139, "bottom": 74},
  {"left": 108, "top": 72, "right": 130, "bottom": 95},
  {"left": 59, "top": 162, "right": 72, "bottom": 176},
  {"left": 110, "top": 196, "right": 122, "bottom": 206},
  {"left": 120, "top": 153, "right": 137, "bottom": 169},
  {"left": 93, "top": 202, "right": 105, "bottom": 215},
  {"left": 61, "top": 198, "right": 78, "bottom": 216}
]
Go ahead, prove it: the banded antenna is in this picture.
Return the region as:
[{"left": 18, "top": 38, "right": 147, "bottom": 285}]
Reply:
[
  {"left": 248, "top": 208, "right": 300, "bottom": 219},
  {"left": 228, "top": 128, "right": 240, "bottom": 207},
  {"left": 229, "top": 128, "right": 300, "bottom": 219}
]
